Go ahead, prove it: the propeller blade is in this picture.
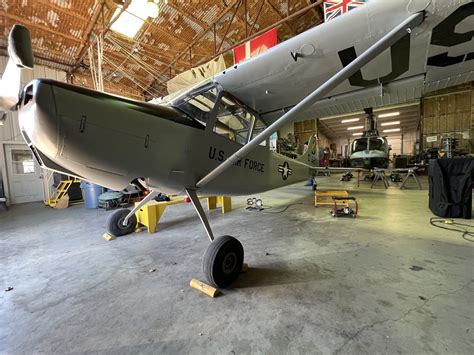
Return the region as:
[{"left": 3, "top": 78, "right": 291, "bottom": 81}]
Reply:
[
  {"left": 0, "top": 59, "right": 22, "bottom": 111},
  {"left": 0, "top": 25, "right": 34, "bottom": 112}
]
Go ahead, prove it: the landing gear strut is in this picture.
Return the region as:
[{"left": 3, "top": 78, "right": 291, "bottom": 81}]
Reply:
[
  {"left": 106, "top": 191, "right": 158, "bottom": 237},
  {"left": 186, "top": 189, "right": 243, "bottom": 288},
  {"left": 106, "top": 208, "right": 137, "bottom": 236}
]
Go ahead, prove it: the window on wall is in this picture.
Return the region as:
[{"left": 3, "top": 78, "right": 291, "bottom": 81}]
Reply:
[{"left": 11, "top": 150, "right": 35, "bottom": 174}]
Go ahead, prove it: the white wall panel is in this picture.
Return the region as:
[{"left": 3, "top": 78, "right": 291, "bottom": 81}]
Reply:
[{"left": 0, "top": 56, "right": 67, "bottom": 203}]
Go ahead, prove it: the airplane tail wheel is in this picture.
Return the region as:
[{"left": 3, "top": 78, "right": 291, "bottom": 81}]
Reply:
[
  {"left": 106, "top": 208, "right": 137, "bottom": 237},
  {"left": 203, "top": 235, "right": 244, "bottom": 288}
]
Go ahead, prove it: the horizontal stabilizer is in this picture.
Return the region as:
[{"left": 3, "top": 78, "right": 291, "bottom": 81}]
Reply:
[{"left": 296, "top": 134, "right": 319, "bottom": 167}]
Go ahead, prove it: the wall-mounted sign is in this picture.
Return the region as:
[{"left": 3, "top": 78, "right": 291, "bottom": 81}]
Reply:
[{"left": 426, "top": 135, "right": 437, "bottom": 142}]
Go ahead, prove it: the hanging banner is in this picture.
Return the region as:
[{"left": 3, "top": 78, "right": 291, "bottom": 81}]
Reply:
[
  {"left": 233, "top": 28, "right": 278, "bottom": 65},
  {"left": 324, "top": 0, "right": 368, "bottom": 22}
]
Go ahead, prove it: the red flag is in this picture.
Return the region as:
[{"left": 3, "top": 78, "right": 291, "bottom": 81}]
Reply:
[{"left": 233, "top": 28, "right": 278, "bottom": 65}]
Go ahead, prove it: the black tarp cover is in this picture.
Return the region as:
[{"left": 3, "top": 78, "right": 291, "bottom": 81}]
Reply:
[{"left": 428, "top": 158, "right": 474, "bottom": 219}]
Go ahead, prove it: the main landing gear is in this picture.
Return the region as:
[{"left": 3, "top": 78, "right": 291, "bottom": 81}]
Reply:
[
  {"left": 105, "top": 189, "right": 243, "bottom": 288},
  {"left": 186, "top": 189, "right": 243, "bottom": 288}
]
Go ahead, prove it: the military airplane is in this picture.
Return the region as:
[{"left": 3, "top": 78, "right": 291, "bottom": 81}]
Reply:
[{"left": 0, "top": 0, "right": 473, "bottom": 288}]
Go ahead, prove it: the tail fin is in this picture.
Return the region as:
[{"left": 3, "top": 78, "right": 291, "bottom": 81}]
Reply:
[
  {"left": 296, "top": 134, "right": 319, "bottom": 167},
  {"left": 0, "top": 25, "right": 33, "bottom": 112}
]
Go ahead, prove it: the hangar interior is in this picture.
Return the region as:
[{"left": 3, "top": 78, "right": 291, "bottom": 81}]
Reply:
[{"left": 1, "top": 1, "right": 473, "bottom": 354}]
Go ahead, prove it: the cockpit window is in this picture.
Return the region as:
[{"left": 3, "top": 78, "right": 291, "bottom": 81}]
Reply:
[
  {"left": 214, "top": 94, "right": 256, "bottom": 144},
  {"left": 170, "top": 82, "right": 268, "bottom": 145},
  {"left": 172, "top": 84, "right": 219, "bottom": 126},
  {"left": 369, "top": 137, "right": 387, "bottom": 151},
  {"left": 352, "top": 139, "right": 368, "bottom": 153}
]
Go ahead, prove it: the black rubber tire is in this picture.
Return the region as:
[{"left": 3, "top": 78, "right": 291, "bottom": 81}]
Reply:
[
  {"left": 202, "top": 235, "right": 244, "bottom": 288},
  {"left": 106, "top": 208, "right": 137, "bottom": 237}
]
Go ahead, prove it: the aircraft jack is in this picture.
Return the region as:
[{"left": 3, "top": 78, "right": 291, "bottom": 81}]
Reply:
[{"left": 106, "top": 189, "right": 244, "bottom": 289}]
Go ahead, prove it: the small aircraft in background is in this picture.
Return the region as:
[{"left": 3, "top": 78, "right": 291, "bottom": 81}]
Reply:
[{"left": 0, "top": 0, "right": 472, "bottom": 287}]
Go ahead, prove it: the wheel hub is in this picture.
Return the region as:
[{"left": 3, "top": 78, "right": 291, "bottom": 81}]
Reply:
[
  {"left": 119, "top": 217, "right": 130, "bottom": 229},
  {"left": 222, "top": 252, "right": 237, "bottom": 274}
]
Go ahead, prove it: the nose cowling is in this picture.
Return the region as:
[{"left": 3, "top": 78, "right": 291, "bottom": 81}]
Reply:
[{"left": 19, "top": 80, "right": 59, "bottom": 160}]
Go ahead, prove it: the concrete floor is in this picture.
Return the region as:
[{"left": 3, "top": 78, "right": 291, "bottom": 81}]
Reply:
[{"left": 1, "top": 174, "right": 473, "bottom": 354}]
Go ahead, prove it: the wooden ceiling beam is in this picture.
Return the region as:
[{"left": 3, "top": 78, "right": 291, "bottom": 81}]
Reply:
[
  {"left": 35, "top": 0, "right": 90, "bottom": 23},
  {"left": 194, "top": 0, "right": 323, "bottom": 66},
  {"left": 307, "top": 0, "right": 323, "bottom": 21},
  {"left": 0, "top": 10, "right": 82, "bottom": 43},
  {"left": 106, "top": 33, "right": 191, "bottom": 67},
  {"left": 0, "top": 46, "right": 73, "bottom": 69},
  {"left": 165, "top": 3, "right": 210, "bottom": 31},
  {"left": 146, "top": 20, "right": 192, "bottom": 46},
  {"left": 153, "top": 0, "right": 241, "bottom": 83},
  {"left": 265, "top": 0, "right": 296, "bottom": 36},
  {"left": 72, "top": 0, "right": 108, "bottom": 72}
]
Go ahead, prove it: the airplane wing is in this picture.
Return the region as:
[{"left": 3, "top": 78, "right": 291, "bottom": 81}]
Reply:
[
  {"left": 161, "top": 0, "right": 472, "bottom": 188},
  {"left": 213, "top": 0, "right": 473, "bottom": 123}
]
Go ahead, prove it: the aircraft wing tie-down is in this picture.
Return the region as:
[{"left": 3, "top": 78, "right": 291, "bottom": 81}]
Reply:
[{"left": 118, "top": 12, "right": 426, "bottom": 288}]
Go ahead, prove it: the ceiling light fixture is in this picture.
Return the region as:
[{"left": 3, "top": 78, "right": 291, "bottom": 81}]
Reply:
[
  {"left": 378, "top": 112, "right": 400, "bottom": 118},
  {"left": 383, "top": 128, "right": 401, "bottom": 133},
  {"left": 341, "top": 118, "right": 359, "bottom": 123},
  {"left": 147, "top": 0, "right": 160, "bottom": 19},
  {"left": 352, "top": 132, "right": 363, "bottom": 136},
  {"left": 381, "top": 121, "right": 400, "bottom": 126},
  {"left": 347, "top": 125, "right": 364, "bottom": 130}
]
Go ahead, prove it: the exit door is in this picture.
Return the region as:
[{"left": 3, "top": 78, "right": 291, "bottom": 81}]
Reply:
[{"left": 5, "top": 144, "right": 43, "bottom": 204}]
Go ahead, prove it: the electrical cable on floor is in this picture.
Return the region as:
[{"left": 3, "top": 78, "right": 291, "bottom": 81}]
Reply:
[
  {"left": 246, "top": 202, "right": 303, "bottom": 214},
  {"left": 263, "top": 203, "right": 303, "bottom": 214},
  {"left": 429, "top": 217, "right": 474, "bottom": 242}
]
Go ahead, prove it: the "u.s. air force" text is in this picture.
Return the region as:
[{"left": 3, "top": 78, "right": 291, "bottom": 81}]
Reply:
[{"left": 208, "top": 146, "right": 264, "bottom": 173}]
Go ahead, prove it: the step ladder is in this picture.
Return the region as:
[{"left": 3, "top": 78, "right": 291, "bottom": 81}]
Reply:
[{"left": 43, "top": 172, "right": 81, "bottom": 207}]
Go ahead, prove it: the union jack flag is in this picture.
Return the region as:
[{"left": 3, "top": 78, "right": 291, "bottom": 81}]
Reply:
[{"left": 324, "top": 0, "right": 367, "bottom": 22}]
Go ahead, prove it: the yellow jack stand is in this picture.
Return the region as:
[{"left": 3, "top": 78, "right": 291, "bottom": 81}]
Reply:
[{"left": 135, "top": 195, "right": 232, "bottom": 234}]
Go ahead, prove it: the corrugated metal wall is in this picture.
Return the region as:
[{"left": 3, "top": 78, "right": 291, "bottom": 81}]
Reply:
[{"left": 0, "top": 55, "right": 67, "bottom": 143}]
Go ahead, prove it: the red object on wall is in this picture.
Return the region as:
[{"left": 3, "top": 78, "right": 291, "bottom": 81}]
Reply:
[{"left": 233, "top": 28, "right": 278, "bottom": 65}]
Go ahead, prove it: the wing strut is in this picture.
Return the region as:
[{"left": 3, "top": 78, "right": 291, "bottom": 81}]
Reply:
[{"left": 196, "top": 11, "right": 424, "bottom": 188}]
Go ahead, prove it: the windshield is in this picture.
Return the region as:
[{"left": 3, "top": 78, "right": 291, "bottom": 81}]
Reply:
[
  {"left": 369, "top": 137, "right": 387, "bottom": 151},
  {"left": 171, "top": 83, "right": 219, "bottom": 126},
  {"left": 170, "top": 82, "right": 267, "bottom": 145},
  {"left": 352, "top": 138, "right": 368, "bottom": 153}
]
